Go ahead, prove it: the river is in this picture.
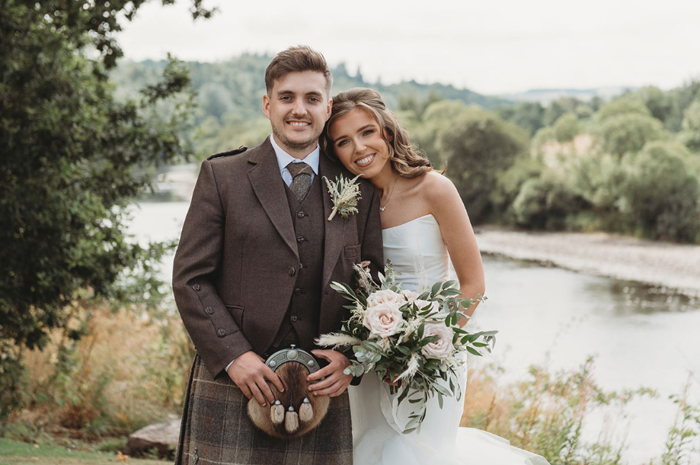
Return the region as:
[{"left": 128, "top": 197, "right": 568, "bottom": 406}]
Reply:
[{"left": 128, "top": 201, "right": 700, "bottom": 464}]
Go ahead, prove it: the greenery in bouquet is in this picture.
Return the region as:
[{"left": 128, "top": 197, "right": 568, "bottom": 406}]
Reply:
[{"left": 317, "top": 263, "right": 496, "bottom": 433}]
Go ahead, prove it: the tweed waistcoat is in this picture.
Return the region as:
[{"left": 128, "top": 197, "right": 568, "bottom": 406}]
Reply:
[{"left": 271, "top": 176, "right": 325, "bottom": 350}]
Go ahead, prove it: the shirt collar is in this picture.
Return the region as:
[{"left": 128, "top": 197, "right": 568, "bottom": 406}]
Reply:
[{"left": 270, "top": 134, "right": 320, "bottom": 175}]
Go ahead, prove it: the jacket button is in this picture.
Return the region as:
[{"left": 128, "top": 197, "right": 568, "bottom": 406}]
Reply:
[
  {"left": 288, "top": 267, "right": 296, "bottom": 276},
  {"left": 297, "top": 211, "right": 305, "bottom": 218},
  {"left": 192, "top": 284, "right": 201, "bottom": 291},
  {"left": 294, "top": 288, "right": 302, "bottom": 296},
  {"left": 291, "top": 315, "right": 298, "bottom": 322},
  {"left": 205, "top": 307, "right": 214, "bottom": 314},
  {"left": 297, "top": 235, "right": 305, "bottom": 243},
  {"left": 217, "top": 329, "right": 226, "bottom": 337}
]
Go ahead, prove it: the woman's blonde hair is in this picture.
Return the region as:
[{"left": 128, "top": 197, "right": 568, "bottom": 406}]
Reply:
[{"left": 322, "top": 88, "right": 432, "bottom": 178}]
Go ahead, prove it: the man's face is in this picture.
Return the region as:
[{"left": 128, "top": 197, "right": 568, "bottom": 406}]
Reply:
[{"left": 263, "top": 71, "right": 332, "bottom": 158}]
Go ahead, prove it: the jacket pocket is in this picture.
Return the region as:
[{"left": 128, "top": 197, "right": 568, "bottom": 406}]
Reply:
[
  {"left": 225, "top": 305, "right": 244, "bottom": 328},
  {"left": 343, "top": 244, "right": 361, "bottom": 262}
]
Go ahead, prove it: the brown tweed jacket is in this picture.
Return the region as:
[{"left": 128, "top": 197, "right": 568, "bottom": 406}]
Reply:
[{"left": 172, "top": 137, "right": 383, "bottom": 377}]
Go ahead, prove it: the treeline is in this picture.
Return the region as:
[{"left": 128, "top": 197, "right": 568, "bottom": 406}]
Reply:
[
  {"left": 111, "top": 58, "right": 700, "bottom": 243},
  {"left": 110, "top": 55, "right": 508, "bottom": 157},
  {"left": 398, "top": 84, "right": 700, "bottom": 243}
]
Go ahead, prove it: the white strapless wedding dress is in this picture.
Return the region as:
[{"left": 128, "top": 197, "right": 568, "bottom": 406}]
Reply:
[{"left": 348, "top": 214, "right": 550, "bottom": 465}]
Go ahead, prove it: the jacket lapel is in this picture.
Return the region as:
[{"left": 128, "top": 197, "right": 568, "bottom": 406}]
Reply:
[
  {"left": 247, "top": 138, "right": 299, "bottom": 258},
  {"left": 320, "top": 156, "right": 347, "bottom": 288}
]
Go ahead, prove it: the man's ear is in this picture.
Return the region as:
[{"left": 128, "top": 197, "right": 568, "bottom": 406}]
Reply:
[
  {"left": 262, "top": 94, "right": 271, "bottom": 120},
  {"left": 326, "top": 98, "right": 333, "bottom": 121}
]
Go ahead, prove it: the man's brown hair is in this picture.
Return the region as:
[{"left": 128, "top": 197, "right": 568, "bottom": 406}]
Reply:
[{"left": 265, "top": 46, "right": 333, "bottom": 96}]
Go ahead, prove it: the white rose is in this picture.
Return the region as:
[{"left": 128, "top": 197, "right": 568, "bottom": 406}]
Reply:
[
  {"left": 363, "top": 301, "right": 404, "bottom": 338},
  {"left": 367, "top": 289, "right": 405, "bottom": 307},
  {"left": 421, "top": 323, "right": 455, "bottom": 359}
]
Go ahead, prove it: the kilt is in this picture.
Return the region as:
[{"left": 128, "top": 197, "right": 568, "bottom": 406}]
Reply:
[{"left": 175, "top": 355, "right": 353, "bottom": 465}]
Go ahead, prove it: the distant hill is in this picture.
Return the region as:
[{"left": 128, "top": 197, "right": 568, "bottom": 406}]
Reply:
[
  {"left": 500, "top": 87, "right": 635, "bottom": 104},
  {"left": 109, "top": 54, "right": 511, "bottom": 121}
]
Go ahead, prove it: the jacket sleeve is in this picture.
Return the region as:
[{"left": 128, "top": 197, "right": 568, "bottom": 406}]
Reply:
[{"left": 172, "top": 160, "right": 253, "bottom": 377}]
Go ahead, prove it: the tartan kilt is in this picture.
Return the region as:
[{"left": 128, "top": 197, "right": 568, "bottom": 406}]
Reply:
[{"left": 175, "top": 355, "right": 353, "bottom": 465}]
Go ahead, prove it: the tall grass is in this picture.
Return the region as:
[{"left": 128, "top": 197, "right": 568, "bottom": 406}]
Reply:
[
  {"left": 461, "top": 358, "right": 656, "bottom": 464},
  {"left": 5, "top": 302, "right": 193, "bottom": 441}
]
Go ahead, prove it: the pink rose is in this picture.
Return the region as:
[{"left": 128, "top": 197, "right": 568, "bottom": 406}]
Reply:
[
  {"left": 402, "top": 290, "right": 420, "bottom": 303},
  {"left": 421, "top": 324, "right": 455, "bottom": 359},
  {"left": 367, "top": 289, "right": 405, "bottom": 307},
  {"left": 363, "top": 301, "right": 404, "bottom": 338}
]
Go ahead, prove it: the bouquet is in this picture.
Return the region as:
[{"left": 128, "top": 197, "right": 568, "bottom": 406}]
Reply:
[{"left": 316, "top": 263, "right": 496, "bottom": 433}]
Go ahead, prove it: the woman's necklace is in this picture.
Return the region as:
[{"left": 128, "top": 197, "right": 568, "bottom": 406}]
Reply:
[{"left": 379, "top": 177, "right": 399, "bottom": 212}]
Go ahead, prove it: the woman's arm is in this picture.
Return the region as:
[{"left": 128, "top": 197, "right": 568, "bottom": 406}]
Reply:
[{"left": 425, "top": 172, "right": 485, "bottom": 325}]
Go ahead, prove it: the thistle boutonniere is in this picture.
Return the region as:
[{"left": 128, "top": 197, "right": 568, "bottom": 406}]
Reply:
[{"left": 323, "top": 174, "right": 363, "bottom": 221}]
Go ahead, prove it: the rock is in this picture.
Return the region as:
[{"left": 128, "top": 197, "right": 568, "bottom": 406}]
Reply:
[{"left": 125, "top": 418, "right": 180, "bottom": 459}]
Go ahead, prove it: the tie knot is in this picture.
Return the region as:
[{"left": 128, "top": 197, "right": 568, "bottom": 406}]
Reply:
[{"left": 287, "top": 162, "right": 313, "bottom": 178}]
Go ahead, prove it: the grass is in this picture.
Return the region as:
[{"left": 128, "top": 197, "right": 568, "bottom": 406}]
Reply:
[{"left": 0, "top": 438, "right": 165, "bottom": 465}]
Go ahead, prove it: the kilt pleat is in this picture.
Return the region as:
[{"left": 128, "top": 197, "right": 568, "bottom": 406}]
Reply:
[{"left": 175, "top": 355, "right": 353, "bottom": 465}]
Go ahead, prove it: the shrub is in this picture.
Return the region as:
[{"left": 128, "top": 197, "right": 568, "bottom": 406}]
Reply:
[
  {"left": 511, "top": 170, "right": 588, "bottom": 230},
  {"left": 620, "top": 142, "right": 700, "bottom": 242},
  {"left": 598, "top": 113, "right": 667, "bottom": 157}
]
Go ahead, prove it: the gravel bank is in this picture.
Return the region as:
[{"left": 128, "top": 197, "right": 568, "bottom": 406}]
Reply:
[{"left": 474, "top": 227, "right": 700, "bottom": 297}]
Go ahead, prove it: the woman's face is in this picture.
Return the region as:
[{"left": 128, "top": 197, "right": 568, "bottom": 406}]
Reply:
[{"left": 328, "top": 108, "right": 391, "bottom": 180}]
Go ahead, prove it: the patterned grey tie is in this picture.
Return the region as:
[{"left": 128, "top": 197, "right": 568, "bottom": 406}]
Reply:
[{"left": 287, "top": 162, "right": 314, "bottom": 203}]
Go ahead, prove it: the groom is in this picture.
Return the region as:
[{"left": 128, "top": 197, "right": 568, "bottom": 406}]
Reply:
[{"left": 172, "top": 46, "right": 383, "bottom": 464}]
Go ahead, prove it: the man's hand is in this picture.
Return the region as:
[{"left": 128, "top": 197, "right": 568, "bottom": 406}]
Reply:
[
  {"left": 307, "top": 349, "right": 353, "bottom": 397},
  {"left": 226, "top": 351, "right": 285, "bottom": 407}
]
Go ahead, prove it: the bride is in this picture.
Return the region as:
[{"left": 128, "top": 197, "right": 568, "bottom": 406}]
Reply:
[{"left": 322, "top": 88, "right": 550, "bottom": 465}]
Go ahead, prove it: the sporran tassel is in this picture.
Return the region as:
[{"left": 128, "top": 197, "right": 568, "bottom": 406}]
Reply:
[
  {"left": 299, "top": 397, "right": 313, "bottom": 422},
  {"left": 271, "top": 400, "right": 285, "bottom": 425},
  {"left": 285, "top": 406, "right": 299, "bottom": 433}
]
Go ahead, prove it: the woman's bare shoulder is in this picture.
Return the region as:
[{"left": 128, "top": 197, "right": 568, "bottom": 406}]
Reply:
[{"left": 421, "top": 171, "right": 460, "bottom": 205}]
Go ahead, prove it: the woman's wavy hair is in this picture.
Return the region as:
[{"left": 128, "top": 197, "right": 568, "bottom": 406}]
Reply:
[{"left": 322, "top": 88, "right": 432, "bottom": 178}]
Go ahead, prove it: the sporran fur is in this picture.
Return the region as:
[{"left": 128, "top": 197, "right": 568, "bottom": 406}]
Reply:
[{"left": 247, "top": 346, "right": 330, "bottom": 438}]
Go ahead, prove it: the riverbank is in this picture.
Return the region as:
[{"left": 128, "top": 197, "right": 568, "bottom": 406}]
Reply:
[{"left": 475, "top": 227, "right": 700, "bottom": 298}]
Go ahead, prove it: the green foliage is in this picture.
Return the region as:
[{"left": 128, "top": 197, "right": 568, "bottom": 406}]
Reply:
[
  {"left": 620, "top": 142, "right": 700, "bottom": 242},
  {"left": 437, "top": 107, "right": 530, "bottom": 222},
  {"left": 0, "top": 0, "right": 203, "bottom": 418},
  {"left": 543, "top": 97, "right": 593, "bottom": 126},
  {"left": 661, "top": 381, "right": 700, "bottom": 465},
  {"left": 511, "top": 170, "right": 588, "bottom": 230},
  {"left": 680, "top": 100, "right": 700, "bottom": 152},
  {"left": 495, "top": 101, "right": 546, "bottom": 136},
  {"left": 632, "top": 86, "right": 673, "bottom": 123},
  {"left": 491, "top": 156, "right": 545, "bottom": 224},
  {"left": 552, "top": 113, "right": 581, "bottom": 142},
  {"left": 597, "top": 113, "right": 667, "bottom": 157},
  {"left": 664, "top": 80, "right": 700, "bottom": 132},
  {"left": 597, "top": 98, "right": 652, "bottom": 122}
]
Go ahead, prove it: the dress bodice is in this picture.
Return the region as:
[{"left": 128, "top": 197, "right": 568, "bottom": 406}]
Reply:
[{"left": 382, "top": 214, "right": 450, "bottom": 291}]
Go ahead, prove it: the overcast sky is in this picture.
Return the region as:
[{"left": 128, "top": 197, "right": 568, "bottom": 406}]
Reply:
[{"left": 117, "top": 0, "right": 700, "bottom": 95}]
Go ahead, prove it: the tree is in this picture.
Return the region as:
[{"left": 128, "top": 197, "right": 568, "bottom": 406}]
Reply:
[
  {"left": 621, "top": 142, "right": 700, "bottom": 242},
  {"left": 597, "top": 113, "right": 667, "bottom": 157},
  {"left": 680, "top": 100, "right": 700, "bottom": 152},
  {"left": 437, "top": 107, "right": 529, "bottom": 222},
  {"left": 0, "top": 0, "right": 211, "bottom": 417},
  {"left": 552, "top": 113, "right": 580, "bottom": 142},
  {"left": 596, "top": 98, "right": 651, "bottom": 122}
]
